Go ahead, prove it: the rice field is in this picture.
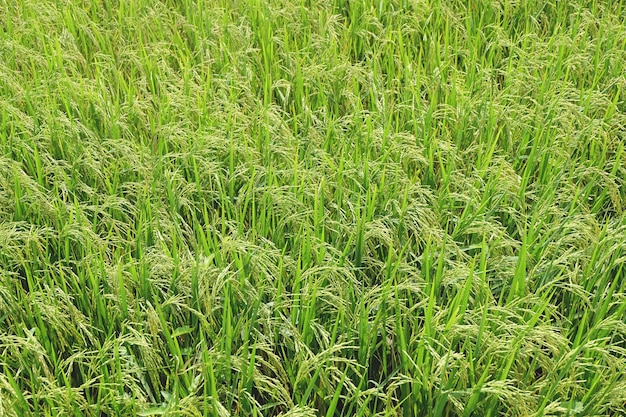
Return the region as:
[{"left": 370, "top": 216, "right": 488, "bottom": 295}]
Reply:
[{"left": 1, "top": 0, "right": 626, "bottom": 415}]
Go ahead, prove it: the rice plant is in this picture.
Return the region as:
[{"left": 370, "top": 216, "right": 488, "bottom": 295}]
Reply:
[{"left": 1, "top": 0, "right": 625, "bottom": 415}]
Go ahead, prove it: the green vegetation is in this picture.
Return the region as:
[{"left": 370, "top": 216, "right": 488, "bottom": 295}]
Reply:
[{"left": 1, "top": 0, "right": 625, "bottom": 415}]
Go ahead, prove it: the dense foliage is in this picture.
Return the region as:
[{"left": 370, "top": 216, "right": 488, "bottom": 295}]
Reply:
[{"left": 1, "top": 0, "right": 625, "bottom": 415}]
